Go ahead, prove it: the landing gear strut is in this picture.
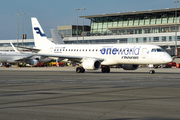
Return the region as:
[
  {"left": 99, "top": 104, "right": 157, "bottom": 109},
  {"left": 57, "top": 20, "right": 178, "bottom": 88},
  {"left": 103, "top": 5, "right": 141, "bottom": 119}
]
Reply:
[
  {"left": 76, "top": 67, "right": 85, "bottom": 73},
  {"left": 149, "top": 64, "right": 155, "bottom": 74},
  {"left": 149, "top": 69, "right": 155, "bottom": 74},
  {"left": 101, "top": 66, "right": 110, "bottom": 73}
]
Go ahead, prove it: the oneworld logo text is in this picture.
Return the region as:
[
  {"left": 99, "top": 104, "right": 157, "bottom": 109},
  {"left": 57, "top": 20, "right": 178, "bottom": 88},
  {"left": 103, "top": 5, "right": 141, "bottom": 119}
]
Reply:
[{"left": 101, "top": 46, "right": 141, "bottom": 55}]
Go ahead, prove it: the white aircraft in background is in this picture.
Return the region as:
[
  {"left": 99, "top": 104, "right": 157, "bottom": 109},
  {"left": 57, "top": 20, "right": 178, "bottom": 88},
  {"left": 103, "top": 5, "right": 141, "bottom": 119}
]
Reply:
[
  {"left": 51, "top": 29, "right": 64, "bottom": 44},
  {"left": 29, "top": 17, "right": 172, "bottom": 74},
  {"left": 0, "top": 43, "right": 51, "bottom": 67},
  {"left": 0, "top": 50, "right": 36, "bottom": 67}
]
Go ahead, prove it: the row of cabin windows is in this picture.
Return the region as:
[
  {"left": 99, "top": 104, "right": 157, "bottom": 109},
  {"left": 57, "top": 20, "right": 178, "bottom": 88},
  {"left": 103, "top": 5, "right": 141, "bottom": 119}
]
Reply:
[
  {"left": 54, "top": 49, "right": 99, "bottom": 52},
  {"left": 54, "top": 49, "right": 133, "bottom": 52}
]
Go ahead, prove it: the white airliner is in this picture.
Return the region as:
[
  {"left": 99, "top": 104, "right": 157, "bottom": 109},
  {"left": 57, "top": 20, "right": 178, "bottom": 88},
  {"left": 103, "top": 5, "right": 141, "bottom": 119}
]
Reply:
[
  {"left": 0, "top": 43, "right": 52, "bottom": 67},
  {"left": 0, "top": 50, "right": 37, "bottom": 67},
  {"left": 30, "top": 17, "right": 173, "bottom": 74}
]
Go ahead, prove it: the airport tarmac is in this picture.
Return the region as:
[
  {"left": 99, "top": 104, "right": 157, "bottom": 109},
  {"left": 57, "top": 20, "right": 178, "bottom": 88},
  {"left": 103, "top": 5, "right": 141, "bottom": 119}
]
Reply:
[{"left": 0, "top": 66, "right": 180, "bottom": 120}]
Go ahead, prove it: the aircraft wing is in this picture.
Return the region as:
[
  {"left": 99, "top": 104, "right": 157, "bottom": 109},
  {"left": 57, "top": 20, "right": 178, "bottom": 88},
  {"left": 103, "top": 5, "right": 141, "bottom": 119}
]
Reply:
[
  {"left": 36, "top": 53, "right": 104, "bottom": 62},
  {"left": 6, "top": 54, "right": 35, "bottom": 63},
  {"left": 15, "top": 55, "right": 35, "bottom": 62},
  {"left": 15, "top": 46, "right": 41, "bottom": 53}
]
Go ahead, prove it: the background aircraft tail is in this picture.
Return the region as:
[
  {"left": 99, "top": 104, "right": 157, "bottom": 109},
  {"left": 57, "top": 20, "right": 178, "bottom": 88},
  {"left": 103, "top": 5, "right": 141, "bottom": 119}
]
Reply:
[
  {"left": 31, "top": 17, "right": 55, "bottom": 49},
  {"left": 51, "top": 29, "right": 65, "bottom": 44}
]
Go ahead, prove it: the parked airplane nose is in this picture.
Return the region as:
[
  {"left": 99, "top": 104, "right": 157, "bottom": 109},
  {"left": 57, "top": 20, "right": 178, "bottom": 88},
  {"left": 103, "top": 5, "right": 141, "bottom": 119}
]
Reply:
[{"left": 165, "top": 55, "right": 173, "bottom": 63}]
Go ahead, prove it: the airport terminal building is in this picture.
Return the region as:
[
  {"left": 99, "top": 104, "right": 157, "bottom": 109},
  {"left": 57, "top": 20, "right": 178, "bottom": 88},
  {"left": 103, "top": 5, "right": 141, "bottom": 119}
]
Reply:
[
  {"left": 1, "top": 8, "right": 180, "bottom": 56},
  {"left": 62, "top": 8, "right": 180, "bottom": 56}
]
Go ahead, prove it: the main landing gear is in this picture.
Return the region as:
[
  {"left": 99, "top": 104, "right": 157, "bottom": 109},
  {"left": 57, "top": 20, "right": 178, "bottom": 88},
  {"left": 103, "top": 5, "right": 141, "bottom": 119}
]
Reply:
[
  {"left": 149, "top": 64, "right": 155, "bottom": 74},
  {"left": 76, "top": 66, "right": 110, "bottom": 73},
  {"left": 76, "top": 67, "right": 85, "bottom": 73},
  {"left": 101, "top": 66, "right": 110, "bottom": 73}
]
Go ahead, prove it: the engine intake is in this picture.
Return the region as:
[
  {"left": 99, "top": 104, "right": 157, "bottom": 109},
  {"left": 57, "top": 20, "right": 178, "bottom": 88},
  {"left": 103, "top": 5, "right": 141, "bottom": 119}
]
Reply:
[
  {"left": 120, "top": 64, "right": 139, "bottom": 70},
  {"left": 82, "top": 59, "right": 101, "bottom": 70}
]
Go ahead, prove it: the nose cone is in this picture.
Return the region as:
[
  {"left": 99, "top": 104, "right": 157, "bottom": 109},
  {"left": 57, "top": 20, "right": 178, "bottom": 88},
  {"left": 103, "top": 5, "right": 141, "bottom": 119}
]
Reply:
[{"left": 165, "top": 54, "right": 173, "bottom": 63}]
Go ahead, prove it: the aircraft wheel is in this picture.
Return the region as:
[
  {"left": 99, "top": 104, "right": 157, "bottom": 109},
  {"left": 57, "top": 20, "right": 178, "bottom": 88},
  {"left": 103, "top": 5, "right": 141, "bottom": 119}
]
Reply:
[
  {"left": 101, "top": 67, "right": 110, "bottom": 73},
  {"left": 101, "top": 67, "right": 106, "bottom": 73},
  {"left": 149, "top": 70, "right": 155, "bottom": 74},
  {"left": 76, "top": 67, "right": 85, "bottom": 73},
  {"left": 80, "top": 67, "right": 85, "bottom": 73},
  {"left": 76, "top": 67, "right": 81, "bottom": 73},
  {"left": 106, "top": 67, "right": 110, "bottom": 73}
]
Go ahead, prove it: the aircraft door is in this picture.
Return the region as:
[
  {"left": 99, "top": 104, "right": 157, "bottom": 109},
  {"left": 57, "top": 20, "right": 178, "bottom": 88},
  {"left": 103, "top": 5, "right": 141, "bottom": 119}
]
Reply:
[
  {"left": 49, "top": 47, "right": 53, "bottom": 53},
  {"left": 142, "top": 48, "right": 147, "bottom": 58}
]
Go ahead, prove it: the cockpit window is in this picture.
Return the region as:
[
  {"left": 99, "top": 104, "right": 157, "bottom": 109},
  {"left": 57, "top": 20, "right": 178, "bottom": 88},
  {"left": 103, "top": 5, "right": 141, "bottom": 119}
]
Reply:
[
  {"left": 157, "top": 49, "right": 165, "bottom": 52},
  {"left": 151, "top": 49, "right": 156, "bottom": 52},
  {"left": 151, "top": 48, "right": 165, "bottom": 52}
]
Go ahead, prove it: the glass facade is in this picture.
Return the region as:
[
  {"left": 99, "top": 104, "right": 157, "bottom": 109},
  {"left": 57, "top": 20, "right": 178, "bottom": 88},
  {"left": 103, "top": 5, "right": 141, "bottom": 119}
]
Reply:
[
  {"left": 0, "top": 42, "right": 34, "bottom": 47},
  {"left": 58, "top": 29, "right": 72, "bottom": 37},
  {"left": 64, "top": 36, "right": 180, "bottom": 44},
  {"left": 89, "top": 11, "right": 180, "bottom": 36}
]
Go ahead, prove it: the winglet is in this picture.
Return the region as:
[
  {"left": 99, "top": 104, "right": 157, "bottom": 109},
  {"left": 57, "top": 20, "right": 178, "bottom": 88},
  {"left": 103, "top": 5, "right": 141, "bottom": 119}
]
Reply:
[{"left": 10, "top": 42, "right": 20, "bottom": 53}]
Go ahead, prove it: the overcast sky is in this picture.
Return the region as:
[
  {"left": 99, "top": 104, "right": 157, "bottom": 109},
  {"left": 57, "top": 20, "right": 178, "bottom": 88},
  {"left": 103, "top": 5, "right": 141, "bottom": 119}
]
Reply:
[{"left": 0, "top": 0, "right": 179, "bottom": 40}]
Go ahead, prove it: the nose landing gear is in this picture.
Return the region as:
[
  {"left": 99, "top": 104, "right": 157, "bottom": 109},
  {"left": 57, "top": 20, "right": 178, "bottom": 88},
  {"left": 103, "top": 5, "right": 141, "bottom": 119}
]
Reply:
[{"left": 149, "top": 64, "right": 155, "bottom": 74}]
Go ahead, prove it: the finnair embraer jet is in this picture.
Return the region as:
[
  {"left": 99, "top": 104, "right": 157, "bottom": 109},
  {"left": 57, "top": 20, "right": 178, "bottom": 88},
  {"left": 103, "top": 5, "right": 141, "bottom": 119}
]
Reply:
[{"left": 31, "top": 17, "right": 172, "bottom": 74}]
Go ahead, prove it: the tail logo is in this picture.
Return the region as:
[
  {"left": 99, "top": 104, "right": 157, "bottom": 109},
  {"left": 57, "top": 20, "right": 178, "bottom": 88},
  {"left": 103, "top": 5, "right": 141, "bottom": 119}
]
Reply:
[{"left": 34, "top": 27, "right": 46, "bottom": 36}]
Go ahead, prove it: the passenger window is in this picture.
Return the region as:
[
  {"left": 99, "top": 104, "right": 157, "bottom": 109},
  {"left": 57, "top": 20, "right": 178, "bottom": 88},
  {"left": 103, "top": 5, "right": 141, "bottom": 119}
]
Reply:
[{"left": 151, "top": 49, "right": 156, "bottom": 52}]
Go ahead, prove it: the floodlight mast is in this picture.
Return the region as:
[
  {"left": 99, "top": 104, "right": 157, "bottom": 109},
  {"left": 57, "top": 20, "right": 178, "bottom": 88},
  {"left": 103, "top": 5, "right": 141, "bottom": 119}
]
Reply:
[
  {"left": 174, "top": 0, "right": 179, "bottom": 56},
  {"left": 75, "top": 4, "right": 79, "bottom": 44}
]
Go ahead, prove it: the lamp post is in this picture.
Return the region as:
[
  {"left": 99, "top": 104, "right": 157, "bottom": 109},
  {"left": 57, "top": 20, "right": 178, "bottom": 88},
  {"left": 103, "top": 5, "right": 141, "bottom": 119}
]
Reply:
[
  {"left": 174, "top": 0, "right": 179, "bottom": 56},
  {"left": 81, "top": 4, "right": 86, "bottom": 44},
  {"left": 21, "top": 10, "right": 25, "bottom": 46},
  {"left": 15, "top": 10, "right": 19, "bottom": 46},
  {"left": 75, "top": 4, "right": 79, "bottom": 44}
]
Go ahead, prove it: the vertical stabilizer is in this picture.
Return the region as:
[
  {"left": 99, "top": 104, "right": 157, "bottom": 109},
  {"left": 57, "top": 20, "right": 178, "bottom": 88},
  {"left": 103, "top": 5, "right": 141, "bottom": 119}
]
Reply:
[
  {"left": 31, "top": 17, "right": 55, "bottom": 49},
  {"left": 51, "top": 29, "right": 65, "bottom": 44}
]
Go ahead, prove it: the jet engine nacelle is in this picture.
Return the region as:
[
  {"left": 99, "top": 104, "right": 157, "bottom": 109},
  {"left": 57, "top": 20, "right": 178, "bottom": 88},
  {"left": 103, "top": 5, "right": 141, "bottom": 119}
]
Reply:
[
  {"left": 120, "top": 64, "right": 139, "bottom": 70},
  {"left": 27, "top": 59, "right": 39, "bottom": 66},
  {"left": 82, "top": 59, "right": 101, "bottom": 70}
]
